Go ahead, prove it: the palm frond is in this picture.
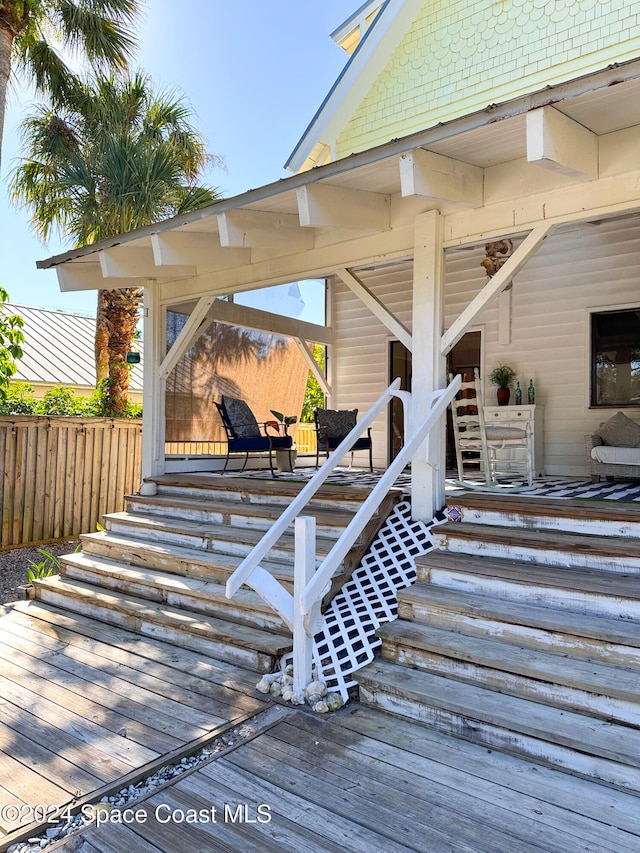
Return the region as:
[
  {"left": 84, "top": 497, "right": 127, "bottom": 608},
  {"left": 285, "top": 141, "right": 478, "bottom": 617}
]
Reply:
[
  {"left": 56, "top": 0, "right": 137, "bottom": 69},
  {"left": 18, "top": 38, "right": 78, "bottom": 104}
]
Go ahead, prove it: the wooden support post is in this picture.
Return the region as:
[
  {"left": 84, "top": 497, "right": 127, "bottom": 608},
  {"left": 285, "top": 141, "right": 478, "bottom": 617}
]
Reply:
[
  {"left": 498, "top": 285, "right": 512, "bottom": 345},
  {"left": 411, "top": 210, "right": 445, "bottom": 522},
  {"left": 140, "top": 285, "right": 165, "bottom": 493},
  {"left": 293, "top": 515, "right": 316, "bottom": 694}
]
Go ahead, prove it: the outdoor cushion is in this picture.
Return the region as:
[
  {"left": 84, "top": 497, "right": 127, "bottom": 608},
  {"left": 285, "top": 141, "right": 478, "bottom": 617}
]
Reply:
[
  {"left": 227, "top": 435, "right": 292, "bottom": 452},
  {"left": 595, "top": 411, "right": 640, "bottom": 448},
  {"left": 485, "top": 426, "right": 527, "bottom": 441},
  {"left": 320, "top": 435, "right": 371, "bottom": 451},
  {"left": 221, "top": 396, "right": 261, "bottom": 439},
  {"left": 590, "top": 445, "right": 640, "bottom": 465}
]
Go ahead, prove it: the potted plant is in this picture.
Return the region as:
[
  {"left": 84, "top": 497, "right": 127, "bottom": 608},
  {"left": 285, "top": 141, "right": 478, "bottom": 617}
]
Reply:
[{"left": 489, "top": 364, "right": 517, "bottom": 406}]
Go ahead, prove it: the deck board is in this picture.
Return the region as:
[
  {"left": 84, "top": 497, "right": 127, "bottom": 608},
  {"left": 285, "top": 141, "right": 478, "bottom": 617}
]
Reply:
[
  {"left": 280, "top": 712, "right": 638, "bottom": 852},
  {"left": 0, "top": 601, "right": 271, "bottom": 841},
  {"left": 59, "top": 708, "right": 640, "bottom": 853},
  {"left": 0, "top": 637, "right": 192, "bottom": 752},
  {"left": 0, "top": 632, "right": 246, "bottom": 731},
  {"left": 332, "top": 706, "right": 640, "bottom": 838},
  {"left": 5, "top": 602, "right": 259, "bottom": 692}
]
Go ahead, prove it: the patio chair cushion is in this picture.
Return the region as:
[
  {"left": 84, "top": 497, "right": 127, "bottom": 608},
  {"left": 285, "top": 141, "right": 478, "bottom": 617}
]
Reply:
[
  {"left": 595, "top": 411, "right": 640, "bottom": 448},
  {"left": 590, "top": 445, "right": 640, "bottom": 465},
  {"left": 316, "top": 408, "right": 358, "bottom": 440},
  {"left": 227, "top": 434, "right": 293, "bottom": 452},
  {"left": 221, "top": 396, "right": 261, "bottom": 439}
]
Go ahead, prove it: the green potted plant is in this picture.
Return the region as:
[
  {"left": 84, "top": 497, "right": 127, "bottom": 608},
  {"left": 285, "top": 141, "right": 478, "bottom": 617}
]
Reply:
[
  {"left": 269, "top": 410, "right": 298, "bottom": 472},
  {"left": 488, "top": 364, "right": 517, "bottom": 406}
]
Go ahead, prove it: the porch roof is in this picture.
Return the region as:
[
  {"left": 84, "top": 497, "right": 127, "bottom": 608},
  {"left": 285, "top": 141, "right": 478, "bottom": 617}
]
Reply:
[{"left": 37, "top": 58, "right": 640, "bottom": 302}]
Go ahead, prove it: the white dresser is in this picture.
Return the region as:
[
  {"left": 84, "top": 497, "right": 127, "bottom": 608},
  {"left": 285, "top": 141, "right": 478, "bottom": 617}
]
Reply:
[{"left": 483, "top": 405, "right": 544, "bottom": 478}]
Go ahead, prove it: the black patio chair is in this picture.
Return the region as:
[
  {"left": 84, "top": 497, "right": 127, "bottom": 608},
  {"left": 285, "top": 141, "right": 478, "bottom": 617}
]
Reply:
[
  {"left": 314, "top": 407, "right": 373, "bottom": 471},
  {"left": 215, "top": 396, "right": 293, "bottom": 476}
]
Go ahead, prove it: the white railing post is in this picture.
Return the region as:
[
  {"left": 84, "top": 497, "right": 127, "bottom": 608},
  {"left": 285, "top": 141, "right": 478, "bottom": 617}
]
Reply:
[{"left": 293, "top": 516, "right": 316, "bottom": 693}]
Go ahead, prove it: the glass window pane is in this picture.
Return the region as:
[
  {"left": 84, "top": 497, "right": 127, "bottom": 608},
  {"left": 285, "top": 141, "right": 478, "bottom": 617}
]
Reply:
[{"left": 592, "top": 308, "right": 640, "bottom": 406}]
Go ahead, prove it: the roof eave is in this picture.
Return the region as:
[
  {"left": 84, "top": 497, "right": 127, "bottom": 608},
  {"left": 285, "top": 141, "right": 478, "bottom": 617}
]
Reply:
[{"left": 37, "top": 57, "right": 640, "bottom": 271}]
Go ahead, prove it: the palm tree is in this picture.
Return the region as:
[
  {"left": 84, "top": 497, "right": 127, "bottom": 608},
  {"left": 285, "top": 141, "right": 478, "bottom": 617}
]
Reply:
[
  {"left": 0, "top": 0, "right": 138, "bottom": 170},
  {"left": 11, "top": 73, "right": 220, "bottom": 414}
]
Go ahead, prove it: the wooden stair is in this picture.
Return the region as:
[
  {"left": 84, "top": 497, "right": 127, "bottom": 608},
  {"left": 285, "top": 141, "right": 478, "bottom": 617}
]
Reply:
[
  {"left": 33, "top": 475, "right": 400, "bottom": 673},
  {"left": 354, "top": 490, "right": 640, "bottom": 794}
]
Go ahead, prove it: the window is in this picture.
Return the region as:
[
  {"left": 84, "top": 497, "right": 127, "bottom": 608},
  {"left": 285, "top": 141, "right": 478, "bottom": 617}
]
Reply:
[{"left": 591, "top": 308, "right": 640, "bottom": 406}]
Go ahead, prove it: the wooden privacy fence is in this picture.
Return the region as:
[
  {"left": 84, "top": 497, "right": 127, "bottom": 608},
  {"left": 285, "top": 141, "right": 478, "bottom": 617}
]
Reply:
[{"left": 0, "top": 416, "right": 142, "bottom": 548}]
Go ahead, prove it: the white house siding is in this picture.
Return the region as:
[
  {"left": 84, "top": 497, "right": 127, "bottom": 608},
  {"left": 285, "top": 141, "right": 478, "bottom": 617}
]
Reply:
[
  {"left": 332, "top": 260, "right": 413, "bottom": 468},
  {"left": 333, "top": 217, "right": 640, "bottom": 476},
  {"left": 445, "top": 217, "right": 640, "bottom": 476}
]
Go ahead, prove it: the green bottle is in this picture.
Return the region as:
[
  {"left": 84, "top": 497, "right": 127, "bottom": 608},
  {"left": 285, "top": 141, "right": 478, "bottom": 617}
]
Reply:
[
  {"left": 515, "top": 382, "right": 522, "bottom": 405},
  {"left": 528, "top": 379, "right": 535, "bottom": 405}
]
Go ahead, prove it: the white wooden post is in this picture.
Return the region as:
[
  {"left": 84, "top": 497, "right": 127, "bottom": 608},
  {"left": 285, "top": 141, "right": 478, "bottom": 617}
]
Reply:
[
  {"left": 140, "top": 284, "right": 166, "bottom": 494},
  {"left": 293, "top": 515, "right": 316, "bottom": 693},
  {"left": 411, "top": 210, "right": 446, "bottom": 521}
]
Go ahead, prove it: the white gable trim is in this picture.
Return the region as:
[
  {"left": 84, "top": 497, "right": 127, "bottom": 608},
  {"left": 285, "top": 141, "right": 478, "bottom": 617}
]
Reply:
[
  {"left": 285, "top": 0, "right": 424, "bottom": 174},
  {"left": 331, "top": 1, "right": 384, "bottom": 47}
]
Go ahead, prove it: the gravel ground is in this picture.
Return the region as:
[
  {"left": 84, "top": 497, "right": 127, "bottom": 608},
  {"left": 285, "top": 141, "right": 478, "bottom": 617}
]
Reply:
[{"left": 0, "top": 541, "right": 79, "bottom": 605}]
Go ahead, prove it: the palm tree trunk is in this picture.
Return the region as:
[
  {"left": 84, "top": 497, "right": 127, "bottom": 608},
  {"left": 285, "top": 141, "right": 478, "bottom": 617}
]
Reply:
[
  {"left": 103, "top": 288, "right": 142, "bottom": 416},
  {"left": 95, "top": 290, "right": 110, "bottom": 383},
  {"left": 0, "top": 24, "right": 14, "bottom": 172}
]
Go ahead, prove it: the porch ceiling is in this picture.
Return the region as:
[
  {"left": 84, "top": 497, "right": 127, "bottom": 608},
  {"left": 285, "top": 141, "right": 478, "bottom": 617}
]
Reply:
[{"left": 37, "top": 61, "right": 640, "bottom": 298}]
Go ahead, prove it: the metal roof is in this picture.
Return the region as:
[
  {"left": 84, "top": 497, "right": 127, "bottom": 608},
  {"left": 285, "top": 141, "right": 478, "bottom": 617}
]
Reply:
[{"left": 12, "top": 304, "right": 143, "bottom": 390}]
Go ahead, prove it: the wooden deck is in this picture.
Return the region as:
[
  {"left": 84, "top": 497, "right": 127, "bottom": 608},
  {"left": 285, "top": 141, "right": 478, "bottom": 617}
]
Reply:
[
  {"left": 0, "top": 602, "right": 639, "bottom": 851},
  {"left": 0, "top": 600, "right": 270, "bottom": 846},
  {"left": 40, "top": 706, "right": 640, "bottom": 853}
]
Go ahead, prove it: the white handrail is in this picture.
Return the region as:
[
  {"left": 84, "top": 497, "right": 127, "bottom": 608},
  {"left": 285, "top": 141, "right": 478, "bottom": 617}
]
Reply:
[
  {"left": 225, "top": 374, "right": 462, "bottom": 692},
  {"left": 225, "top": 377, "right": 402, "bottom": 599},
  {"left": 301, "top": 375, "right": 461, "bottom": 613}
]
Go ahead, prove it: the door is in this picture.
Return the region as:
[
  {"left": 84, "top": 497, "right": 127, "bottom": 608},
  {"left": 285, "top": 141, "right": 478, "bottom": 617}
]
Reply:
[
  {"left": 389, "top": 341, "right": 411, "bottom": 463},
  {"left": 388, "top": 332, "right": 481, "bottom": 467}
]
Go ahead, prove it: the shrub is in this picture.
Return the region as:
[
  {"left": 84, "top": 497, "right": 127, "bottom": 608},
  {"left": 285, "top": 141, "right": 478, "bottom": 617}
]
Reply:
[
  {"left": 36, "top": 385, "right": 85, "bottom": 416},
  {"left": 1, "top": 382, "right": 141, "bottom": 418},
  {"left": 0, "top": 381, "right": 38, "bottom": 414}
]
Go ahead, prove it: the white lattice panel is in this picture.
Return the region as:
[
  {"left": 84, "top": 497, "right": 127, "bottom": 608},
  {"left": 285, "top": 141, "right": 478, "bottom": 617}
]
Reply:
[{"left": 309, "top": 500, "right": 440, "bottom": 700}]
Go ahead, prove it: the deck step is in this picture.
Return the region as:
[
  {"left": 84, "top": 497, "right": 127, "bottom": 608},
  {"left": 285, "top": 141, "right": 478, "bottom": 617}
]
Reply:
[
  {"left": 150, "top": 473, "right": 379, "bottom": 513},
  {"left": 125, "top": 493, "right": 355, "bottom": 539},
  {"left": 447, "top": 493, "right": 640, "bottom": 537},
  {"left": 32, "top": 575, "right": 291, "bottom": 673},
  {"left": 416, "top": 550, "right": 640, "bottom": 620},
  {"left": 80, "top": 531, "right": 300, "bottom": 590},
  {"left": 398, "top": 584, "right": 640, "bottom": 667},
  {"left": 60, "top": 552, "right": 288, "bottom": 632},
  {"left": 377, "top": 620, "right": 640, "bottom": 725},
  {"left": 354, "top": 659, "right": 640, "bottom": 794},
  {"left": 103, "top": 511, "right": 339, "bottom": 561},
  {"left": 431, "top": 522, "right": 640, "bottom": 572}
]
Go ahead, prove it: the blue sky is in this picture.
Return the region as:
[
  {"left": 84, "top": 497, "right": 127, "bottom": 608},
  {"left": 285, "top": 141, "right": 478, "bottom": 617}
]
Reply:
[{"left": 0, "top": 0, "right": 353, "bottom": 318}]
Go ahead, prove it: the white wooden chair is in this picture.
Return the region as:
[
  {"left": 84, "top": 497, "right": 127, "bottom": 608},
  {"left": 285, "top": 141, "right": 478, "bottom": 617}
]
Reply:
[{"left": 450, "top": 368, "right": 534, "bottom": 488}]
